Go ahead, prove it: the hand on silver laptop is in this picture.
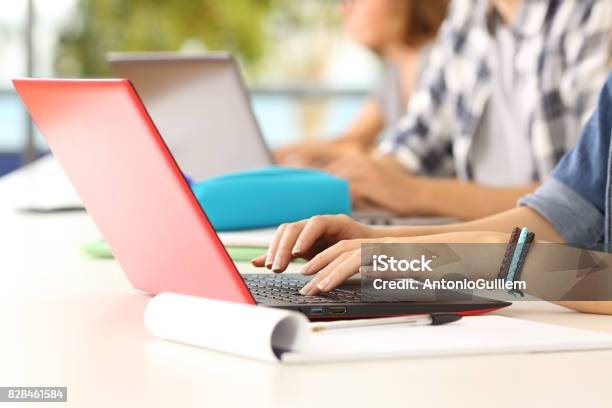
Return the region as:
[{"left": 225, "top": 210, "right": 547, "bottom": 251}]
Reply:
[{"left": 324, "top": 152, "right": 420, "bottom": 216}]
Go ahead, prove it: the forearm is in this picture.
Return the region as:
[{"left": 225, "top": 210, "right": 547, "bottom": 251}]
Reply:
[
  {"left": 411, "top": 177, "right": 539, "bottom": 220},
  {"left": 554, "top": 301, "right": 612, "bottom": 314},
  {"left": 370, "top": 207, "right": 564, "bottom": 243},
  {"left": 522, "top": 244, "right": 612, "bottom": 314},
  {"left": 338, "top": 100, "right": 384, "bottom": 148},
  {"left": 378, "top": 234, "right": 612, "bottom": 314}
]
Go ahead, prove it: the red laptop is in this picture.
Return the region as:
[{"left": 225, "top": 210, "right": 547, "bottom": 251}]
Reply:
[{"left": 13, "top": 79, "right": 509, "bottom": 318}]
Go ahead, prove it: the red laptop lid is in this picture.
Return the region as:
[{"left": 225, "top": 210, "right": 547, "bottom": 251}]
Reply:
[{"left": 13, "top": 78, "right": 254, "bottom": 304}]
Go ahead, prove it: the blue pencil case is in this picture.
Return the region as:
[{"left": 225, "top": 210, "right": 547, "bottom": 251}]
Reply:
[{"left": 191, "top": 166, "right": 351, "bottom": 231}]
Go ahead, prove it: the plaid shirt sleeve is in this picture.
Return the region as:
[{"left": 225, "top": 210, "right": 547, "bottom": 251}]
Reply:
[
  {"left": 530, "top": 0, "right": 612, "bottom": 178},
  {"left": 377, "top": 0, "right": 466, "bottom": 177},
  {"left": 561, "top": 0, "right": 612, "bottom": 127},
  {"left": 561, "top": 0, "right": 612, "bottom": 128}
]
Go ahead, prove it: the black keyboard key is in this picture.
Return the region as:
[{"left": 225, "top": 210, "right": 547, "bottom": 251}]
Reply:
[{"left": 246, "top": 274, "right": 398, "bottom": 304}]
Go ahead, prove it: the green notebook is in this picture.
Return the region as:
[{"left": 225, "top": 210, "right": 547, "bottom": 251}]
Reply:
[{"left": 80, "top": 239, "right": 305, "bottom": 264}]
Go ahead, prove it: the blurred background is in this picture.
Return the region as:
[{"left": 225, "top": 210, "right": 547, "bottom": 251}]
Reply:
[{"left": 0, "top": 0, "right": 382, "bottom": 176}]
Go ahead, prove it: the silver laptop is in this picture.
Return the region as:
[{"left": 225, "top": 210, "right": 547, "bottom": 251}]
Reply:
[
  {"left": 107, "top": 52, "right": 453, "bottom": 226},
  {"left": 107, "top": 52, "right": 272, "bottom": 181}
]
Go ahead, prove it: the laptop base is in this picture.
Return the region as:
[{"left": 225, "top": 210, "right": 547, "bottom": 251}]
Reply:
[{"left": 244, "top": 273, "right": 510, "bottom": 319}]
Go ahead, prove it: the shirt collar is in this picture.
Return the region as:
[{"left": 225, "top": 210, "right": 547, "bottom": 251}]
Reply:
[{"left": 487, "top": 0, "right": 553, "bottom": 38}]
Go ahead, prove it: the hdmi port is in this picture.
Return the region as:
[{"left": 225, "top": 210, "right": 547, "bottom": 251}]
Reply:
[{"left": 329, "top": 307, "right": 347, "bottom": 314}]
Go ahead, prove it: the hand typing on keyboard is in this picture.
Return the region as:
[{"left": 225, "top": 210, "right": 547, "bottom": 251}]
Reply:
[
  {"left": 251, "top": 214, "right": 379, "bottom": 296},
  {"left": 251, "top": 215, "right": 509, "bottom": 297}
]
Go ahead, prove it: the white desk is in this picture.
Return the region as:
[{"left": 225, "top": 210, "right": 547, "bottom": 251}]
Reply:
[{"left": 2, "top": 158, "right": 612, "bottom": 408}]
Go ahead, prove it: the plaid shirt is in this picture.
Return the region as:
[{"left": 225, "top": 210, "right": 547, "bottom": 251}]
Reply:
[{"left": 379, "top": 0, "right": 612, "bottom": 181}]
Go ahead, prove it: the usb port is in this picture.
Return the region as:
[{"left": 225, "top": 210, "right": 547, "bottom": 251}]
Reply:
[
  {"left": 329, "top": 307, "right": 347, "bottom": 315},
  {"left": 309, "top": 307, "right": 325, "bottom": 315}
]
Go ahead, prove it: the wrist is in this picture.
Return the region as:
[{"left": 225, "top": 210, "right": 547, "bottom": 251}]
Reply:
[
  {"left": 398, "top": 175, "right": 431, "bottom": 216},
  {"left": 364, "top": 225, "right": 409, "bottom": 239},
  {"left": 364, "top": 225, "right": 382, "bottom": 239}
]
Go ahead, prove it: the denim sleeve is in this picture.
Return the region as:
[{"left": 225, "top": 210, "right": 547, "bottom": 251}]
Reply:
[
  {"left": 519, "top": 178, "right": 604, "bottom": 244},
  {"left": 519, "top": 73, "right": 612, "bottom": 244}
]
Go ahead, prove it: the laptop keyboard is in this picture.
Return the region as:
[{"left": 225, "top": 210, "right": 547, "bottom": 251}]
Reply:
[{"left": 243, "top": 274, "right": 393, "bottom": 304}]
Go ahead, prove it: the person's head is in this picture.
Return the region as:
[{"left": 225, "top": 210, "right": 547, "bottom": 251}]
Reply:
[{"left": 341, "top": 0, "right": 450, "bottom": 54}]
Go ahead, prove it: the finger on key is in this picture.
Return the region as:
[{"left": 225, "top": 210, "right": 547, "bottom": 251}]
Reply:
[
  {"left": 292, "top": 215, "right": 329, "bottom": 257},
  {"left": 271, "top": 222, "right": 306, "bottom": 272},
  {"left": 265, "top": 223, "right": 287, "bottom": 269},
  {"left": 315, "top": 249, "right": 361, "bottom": 293},
  {"left": 302, "top": 239, "right": 359, "bottom": 276},
  {"left": 300, "top": 251, "right": 351, "bottom": 296}
]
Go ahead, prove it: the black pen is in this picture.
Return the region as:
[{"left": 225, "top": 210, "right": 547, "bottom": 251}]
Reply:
[{"left": 310, "top": 313, "right": 462, "bottom": 332}]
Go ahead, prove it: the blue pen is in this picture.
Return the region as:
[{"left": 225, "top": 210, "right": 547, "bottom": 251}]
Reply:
[{"left": 506, "top": 227, "right": 529, "bottom": 286}]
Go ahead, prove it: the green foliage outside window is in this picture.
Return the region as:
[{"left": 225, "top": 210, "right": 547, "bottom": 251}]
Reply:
[{"left": 54, "top": 0, "right": 294, "bottom": 77}]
